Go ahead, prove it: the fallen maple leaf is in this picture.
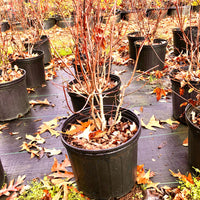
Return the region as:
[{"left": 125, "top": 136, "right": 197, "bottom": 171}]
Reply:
[
  {"left": 26, "top": 134, "right": 45, "bottom": 144},
  {"left": 45, "top": 148, "right": 62, "bottom": 157},
  {"left": 141, "top": 115, "right": 164, "bottom": 131},
  {"left": 37, "top": 117, "right": 60, "bottom": 137},
  {"left": 0, "top": 175, "right": 26, "bottom": 197},
  {"left": 153, "top": 87, "right": 166, "bottom": 101},
  {"left": 183, "top": 137, "right": 188, "bottom": 147},
  {"left": 169, "top": 169, "right": 194, "bottom": 184},
  {"left": 160, "top": 118, "right": 180, "bottom": 126},
  {"left": 51, "top": 155, "right": 71, "bottom": 172},
  {"left": 50, "top": 155, "right": 74, "bottom": 179},
  {"left": 29, "top": 98, "right": 54, "bottom": 107},
  {"left": 136, "top": 165, "right": 159, "bottom": 189}
]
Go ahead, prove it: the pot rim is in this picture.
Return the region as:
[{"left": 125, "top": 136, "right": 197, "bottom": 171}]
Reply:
[
  {"left": 185, "top": 104, "right": 200, "bottom": 131},
  {"left": 10, "top": 50, "right": 44, "bottom": 62},
  {"left": 0, "top": 68, "right": 26, "bottom": 87},
  {"left": 61, "top": 105, "right": 141, "bottom": 154},
  {"left": 169, "top": 66, "right": 200, "bottom": 85},
  {"left": 134, "top": 38, "right": 168, "bottom": 48},
  {"left": 67, "top": 73, "right": 121, "bottom": 97}
]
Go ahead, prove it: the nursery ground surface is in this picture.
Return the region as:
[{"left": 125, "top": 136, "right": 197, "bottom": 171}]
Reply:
[
  {"left": 0, "top": 63, "right": 189, "bottom": 199},
  {"left": 0, "top": 13, "right": 197, "bottom": 199}
]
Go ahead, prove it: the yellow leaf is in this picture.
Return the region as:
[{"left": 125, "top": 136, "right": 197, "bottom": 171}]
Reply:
[
  {"left": 188, "top": 88, "right": 194, "bottom": 93},
  {"left": 141, "top": 119, "right": 156, "bottom": 131},
  {"left": 25, "top": 134, "right": 45, "bottom": 144},
  {"left": 37, "top": 117, "right": 60, "bottom": 136},
  {"left": 29, "top": 98, "right": 52, "bottom": 107},
  {"left": 141, "top": 115, "right": 164, "bottom": 131},
  {"left": 44, "top": 148, "right": 62, "bottom": 156},
  {"left": 160, "top": 119, "right": 180, "bottom": 126}
]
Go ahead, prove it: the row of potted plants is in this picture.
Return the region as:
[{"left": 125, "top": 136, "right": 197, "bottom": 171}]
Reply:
[
  {"left": 1, "top": 0, "right": 200, "bottom": 199},
  {"left": 127, "top": 1, "right": 200, "bottom": 178}
]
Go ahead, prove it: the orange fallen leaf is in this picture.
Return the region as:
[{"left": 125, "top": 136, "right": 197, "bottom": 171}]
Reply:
[
  {"left": 180, "top": 102, "right": 188, "bottom": 107},
  {"left": 179, "top": 88, "right": 184, "bottom": 96},
  {"left": 136, "top": 164, "right": 159, "bottom": 188},
  {"left": 155, "top": 70, "right": 163, "bottom": 79},
  {"left": 183, "top": 137, "right": 188, "bottom": 147},
  {"left": 0, "top": 175, "right": 26, "bottom": 197},
  {"left": 170, "top": 169, "right": 194, "bottom": 184},
  {"left": 50, "top": 155, "right": 74, "bottom": 179},
  {"left": 153, "top": 87, "right": 166, "bottom": 101}
]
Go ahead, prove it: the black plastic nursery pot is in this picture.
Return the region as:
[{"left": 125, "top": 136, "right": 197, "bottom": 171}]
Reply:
[
  {"left": 0, "top": 159, "right": 4, "bottom": 188},
  {"left": 42, "top": 17, "right": 56, "bottom": 30},
  {"left": 24, "top": 35, "right": 52, "bottom": 65},
  {"left": 56, "top": 17, "right": 74, "bottom": 28},
  {"left": 167, "top": 5, "right": 191, "bottom": 16},
  {"left": 0, "top": 69, "right": 30, "bottom": 121},
  {"left": 191, "top": 5, "right": 200, "bottom": 12},
  {"left": 67, "top": 74, "right": 121, "bottom": 112},
  {"left": 127, "top": 32, "right": 144, "bottom": 60},
  {"left": 120, "top": 10, "right": 130, "bottom": 21},
  {"left": 61, "top": 105, "right": 141, "bottom": 200},
  {"left": 11, "top": 22, "right": 23, "bottom": 31},
  {"left": 185, "top": 104, "right": 200, "bottom": 169},
  {"left": 135, "top": 39, "right": 168, "bottom": 71},
  {"left": 173, "top": 28, "right": 186, "bottom": 56},
  {"left": 169, "top": 67, "right": 200, "bottom": 124},
  {"left": 167, "top": 7, "right": 177, "bottom": 16},
  {"left": 146, "top": 8, "right": 168, "bottom": 20},
  {"left": 1, "top": 21, "right": 10, "bottom": 32},
  {"left": 11, "top": 50, "right": 46, "bottom": 88},
  {"left": 173, "top": 26, "right": 199, "bottom": 56}
]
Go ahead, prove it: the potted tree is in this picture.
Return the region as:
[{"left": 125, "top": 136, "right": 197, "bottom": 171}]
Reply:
[
  {"left": 54, "top": 0, "right": 74, "bottom": 28},
  {"left": 127, "top": 0, "right": 168, "bottom": 71},
  {"left": 191, "top": 0, "right": 200, "bottom": 12},
  {"left": 23, "top": 0, "right": 52, "bottom": 64},
  {"left": 169, "top": 2, "right": 200, "bottom": 123},
  {"left": 185, "top": 103, "right": 200, "bottom": 169},
  {"left": 8, "top": 32, "right": 46, "bottom": 88},
  {"left": 146, "top": 0, "right": 169, "bottom": 20},
  {"left": 0, "top": 31, "right": 30, "bottom": 121},
  {"left": 60, "top": 0, "right": 142, "bottom": 199},
  {"left": 167, "top": 0, "right": 191, "bottom": 16}
]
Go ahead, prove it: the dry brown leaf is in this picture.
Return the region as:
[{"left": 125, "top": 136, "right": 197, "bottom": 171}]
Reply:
[
  {"left": 0, "top": 175, "right": 26, "bottom": 197},
  {"left": 0, "top": 123, "right": 9, "bottom": 134},
  {"left": 26, "top": 134, "right": 45, "bottom": 144},
  {"left": 45, "top": 148, "right": 62, "bottom": 157},
  {"left": 37, "top": 117, "right": 60, "bottom": 137},
  {"left": 141, "top": 115, "right": 164, "bottom": 131},
  {"left": 51, "top": 155, "right": 71, "bottom": 172},
  {"left": 29, "top": 98, "right": 53, "bottom": 107},
  {"left": 136, "top": 165, "right": 159, "bottom": 189},
  {"left": 153, "top": 87, "right": 166, "bottom": 101},
  {"left": 183, "top": 137, "right": 188, "bottom": 147},
  {"left": 160, "top": 118, "right": 180, "bottom": 126},
  {"left": 50, "top": 155, "right": 74, "bottom": 179},
  {"left": 170, "top": 169, "right": 194, "bottom": 184},
  {"left": 27, "top": 88, "right": 35, "bottom": 93}
]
